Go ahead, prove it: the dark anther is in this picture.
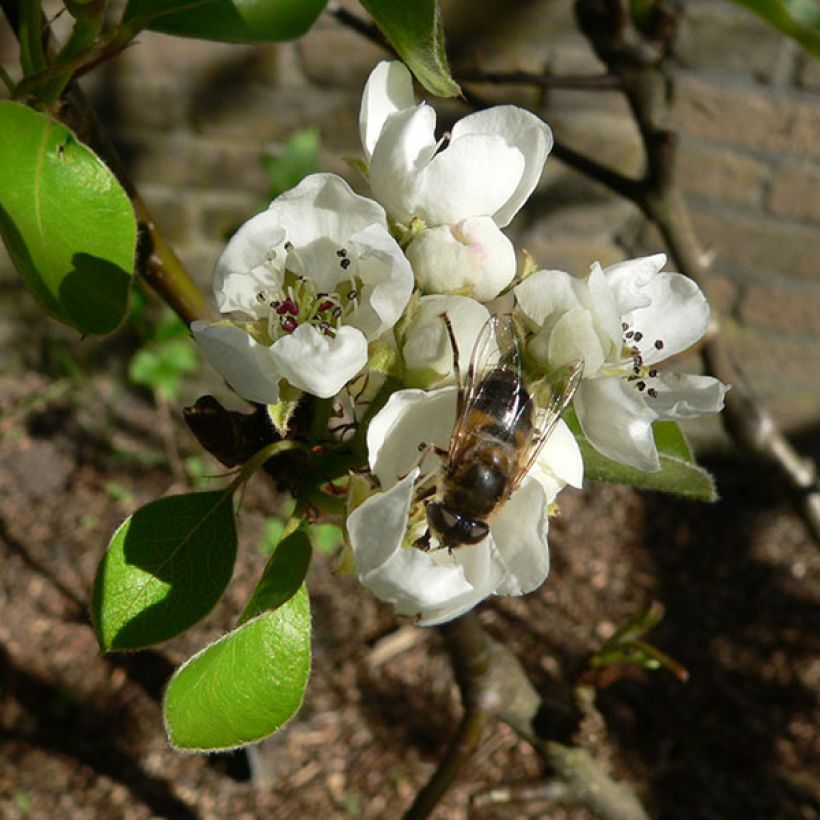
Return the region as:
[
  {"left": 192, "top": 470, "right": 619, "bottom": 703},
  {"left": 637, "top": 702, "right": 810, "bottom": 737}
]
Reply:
[
  {"left": 622, "top": 322, "right": 629, "bottom": 331},
  {"left": 284, "top": 241, "right": 294, "bottom": 251},
  {"left": 348, "top": 289, "right": 358, "bottom": 300},
  {"left": 418, "top": 441, "right": 427, "bottom": 452},
  {"left": 647, "top": 388, "right": 658, "bottom": 398},
  {"left": 336, "top": 248, "right": 348, "bottom": 258},
  {"left": 634, "top": 331, "right": 643, "bottom": 342},
  {"left": 654, "top": 339, "right": 664, "bottom": 350},
  {"left": 318, "top": 299, "right": 335, "bottom": 313},
  {"left": 625, "top": 330, "right": 634, "bottom": 339},
  {"left": 332, "top": 306, "right": 343, "bottom": 318},
  {"left": 256, "top": 292, "right": 266, "bottom": 303},
  {"left": 340, "top": 257, "right": 352, "bottom": 270},
  {"left": 637, "top": 381, "right": 646, "bottom": 391},
  {"left": 280, "top": 316, "right": 298, "bottom": 333},
  {"left": 649, "top": 369, "right": 658, "bottom": 377}
]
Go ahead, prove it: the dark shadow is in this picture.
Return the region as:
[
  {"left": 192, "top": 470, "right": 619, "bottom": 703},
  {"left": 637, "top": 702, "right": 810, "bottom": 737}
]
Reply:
[
  {"left": 0, "top": 643, "right": 197, "bottom": 819},
  {"left": 595, "top": 449, "right": 820, "bottom": 819},
  {"left": 60, "top": 252, "right": 132, "bottom": 336}
]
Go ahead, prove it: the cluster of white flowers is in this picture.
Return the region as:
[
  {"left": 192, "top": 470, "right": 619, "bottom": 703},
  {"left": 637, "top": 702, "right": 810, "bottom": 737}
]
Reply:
[{"left": 193, "top": 61, "right": 728, "bottom": 626}]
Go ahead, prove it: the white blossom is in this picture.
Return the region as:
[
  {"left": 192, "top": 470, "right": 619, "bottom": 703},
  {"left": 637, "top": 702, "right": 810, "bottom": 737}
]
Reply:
[
  {"left": 347, "top": 387, "right": 583, "bottom": 625},
  {"left": 359, "top": 61, "right": 552, "bottom": 300},
  {"left": 515, "top": 254, "right": 729, "bottom": 471},
  {"left": 192, "top": 173, "right": 413, "bottom": 402}
]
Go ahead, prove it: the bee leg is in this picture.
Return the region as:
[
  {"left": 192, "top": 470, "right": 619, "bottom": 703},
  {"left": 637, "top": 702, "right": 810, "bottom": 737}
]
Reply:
[
  {"left": 413, "top": 528, "right": 432, "bottom": 551},
  {"left": 440, "top": 312, "right": 464, "bottom": 415}
]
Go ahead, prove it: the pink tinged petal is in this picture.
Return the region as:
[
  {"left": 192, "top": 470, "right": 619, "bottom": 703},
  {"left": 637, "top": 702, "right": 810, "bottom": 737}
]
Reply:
[
  {"left": 402, "top": 295, "right": 490, "bottom": 386},
  {"left": 491, "top": 479, "right": 550, "bottom": 596},
  {"left": 575, "top": 378, "right": 661, "bottom": 471},
  {"left": 359, "top": 61, "right": 416, "bottom": 162},
  {"left": 413, "top": 134, "right": 525, "bottom": 225},
  {"left": 367, "top": 387, "right": 457, "bottom": 487},
  {"left": 514, "top": 268, "right": 581, "bottom": 329},
  {"left": 267, "top": 173, "right": 388, "bottom": 248},
  {"left": 191, "top": 321, "right": 281, "bottom": 405},
  {"left": 586, "top": 263, "right": 623, "bottom": 356},
  {"left": 648, "top": 373, "right": 729, "bottom": 419},
  {"left": 449, "top": 106, "right": 553, "bottom": 227},
  {"left": 347, "top": 223, "right": 414, "bottom": 339},
  {"left": 369, "top": 105, "right": 439, "bottom": 224},
  {"left": 546, "top": 307, "right": 607, "bottom": 374},
  {"left": 604, "top": 253, "right": 667, "bottom": 314},
  {"left": 269, "top": 324, "right": 368, "bottom": 398},
  {"left": 628, "top": 273, "right": 710, "bottom": 365},
  {"left": 406, "top": 217, "right": 516, "bottom": 301}
]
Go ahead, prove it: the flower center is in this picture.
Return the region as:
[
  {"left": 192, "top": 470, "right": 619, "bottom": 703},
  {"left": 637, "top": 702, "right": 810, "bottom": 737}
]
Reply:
[
  {"left": 249, "top": 243, "right": 361, "bottom": 343},
  {"left": 615, "top": 321, "right": 666, "bottom": 399}
]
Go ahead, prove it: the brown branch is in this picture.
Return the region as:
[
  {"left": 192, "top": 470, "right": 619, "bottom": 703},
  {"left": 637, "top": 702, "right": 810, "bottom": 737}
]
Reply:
[
  {"left": 457, "top": 68, "right": 621, "bottom": 90},
  {"left": 573, "top": 0, "right": 820, "bottom": 543},
  {"left": 417, "top": 613, "right": 649, "bottom": 820}
]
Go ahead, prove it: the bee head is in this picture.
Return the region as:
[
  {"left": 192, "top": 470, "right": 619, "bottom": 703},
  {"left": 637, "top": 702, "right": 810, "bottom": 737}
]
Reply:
[{"left": 425, "top": 502, "right": 490, "bottom": 548}]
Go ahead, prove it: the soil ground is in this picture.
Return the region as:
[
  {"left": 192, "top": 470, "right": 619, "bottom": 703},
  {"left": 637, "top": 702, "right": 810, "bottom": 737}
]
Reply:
[{"left": 0, "top": 319, "right": 818, "bottom": 820}]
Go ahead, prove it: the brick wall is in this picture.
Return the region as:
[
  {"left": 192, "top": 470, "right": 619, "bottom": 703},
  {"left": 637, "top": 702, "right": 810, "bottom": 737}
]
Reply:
[{"left": 1, "top": 0, "right": 818, "bottom": 435}]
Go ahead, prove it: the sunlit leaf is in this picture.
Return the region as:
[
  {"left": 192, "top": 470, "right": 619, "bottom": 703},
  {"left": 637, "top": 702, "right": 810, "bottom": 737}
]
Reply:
[
  {"left": 164, "top": 586, "right": 311, "bottom": 751},
  {"left": 359, "top": 0, "right": 460, "bottom": 97},
  {"left": 123, "top": 0, "right": 327, "bottom": 43},
  {"left": 0, "top": 102, "right": 135, "bottom": 335},
  {"left": 92, "top": 491, "right": 237, "bottom": 650}
]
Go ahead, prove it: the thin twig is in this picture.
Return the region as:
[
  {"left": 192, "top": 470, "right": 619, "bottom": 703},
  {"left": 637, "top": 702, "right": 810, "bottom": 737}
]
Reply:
[
  {"left": 573, "top": 0, "right": 820, "bottom": 543},
  {"left": 458, "top": 68, "right": 621, "bottom": 90}
]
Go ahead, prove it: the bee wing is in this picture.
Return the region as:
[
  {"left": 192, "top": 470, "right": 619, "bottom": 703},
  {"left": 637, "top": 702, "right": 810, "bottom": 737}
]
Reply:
[
  {"left": 511, "top": 359, "right": 584, "bottom": 490},
  {"left": 448, "top": 314, "right": 522, "bottom": 463}
]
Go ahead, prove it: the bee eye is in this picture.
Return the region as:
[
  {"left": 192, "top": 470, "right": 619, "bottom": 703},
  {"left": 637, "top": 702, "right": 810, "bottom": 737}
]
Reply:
[
  {"left": 466, "top": 522, "right": 489, "bottom": 544},
  {"left": 438, "top": 508, "right": 459, "bottom": 530}
]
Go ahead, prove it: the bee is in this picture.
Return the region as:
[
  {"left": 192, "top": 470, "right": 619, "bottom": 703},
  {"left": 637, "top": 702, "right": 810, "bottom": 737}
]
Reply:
[{"left": 415, "top": 314, "right": 582, "bottom": 551}]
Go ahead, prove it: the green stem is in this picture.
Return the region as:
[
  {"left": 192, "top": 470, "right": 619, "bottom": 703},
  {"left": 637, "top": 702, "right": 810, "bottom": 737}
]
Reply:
[
  {"left": 18, "top": 0, "right": 47, "bottom": 75},
  {"left": 227, "top": 440, "right": 305, "bottom": 495},
  {"left": 0, "top": 64, "right": 14, "bottom": 93},
  {"left": 39, "top": 12, "right": 105, "bottom": 105}
]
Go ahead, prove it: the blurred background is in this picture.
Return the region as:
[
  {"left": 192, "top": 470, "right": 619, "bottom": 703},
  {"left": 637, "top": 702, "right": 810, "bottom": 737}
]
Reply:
[{"left": 0, "top": 1, "right": 818, "bottom": 817}]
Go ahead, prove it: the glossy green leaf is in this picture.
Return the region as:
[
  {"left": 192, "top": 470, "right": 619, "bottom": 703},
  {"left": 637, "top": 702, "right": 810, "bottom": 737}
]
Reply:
[
  {"left": 238, "top": 528, "right": 312, "bottom": 625},
  {"left": 123, "top": 0, "right": 327, "bottom": 43},
  {"left": 164, "top": 585, "right": 311, "bottom": 751},
  {"left": 92, "top": 491, "right": 237, "bottom": 651},
  {"left": 359, "top": 0, "right": 460, "bottom": 97},
  {"left": 565, "top": 410, "right": 716, "bottom": 501},
  {"left": 0, "top": 102, "right": 135, "bottom": 335},
  {"left": 725, "top": 0, "right": 820, "bottom": 57}
]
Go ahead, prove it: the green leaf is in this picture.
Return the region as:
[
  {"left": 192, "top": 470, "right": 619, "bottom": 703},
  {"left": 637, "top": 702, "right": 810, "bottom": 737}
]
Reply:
[
  {"left": 262, "top": 129, "right": 320, "bottom": 199},
  {"left": 724, "top": 0, "right": 820, "bottom": 58},
  {"left": 0, "top": 102, "right": 135, "bottom": 335},
  {"left": 359, "top": 0, "right": 460, "bottom": 97},
  {"left": 92, "top": 491, "right": 237, "bottom": 651},
  {"left": 123, "top": 0, "right": 327, "bottom": 43},
  {"left": 128, "top": 338, "right": 199, "bottom": 400},
  {"left": 565, "top": 409, "right": 716, "bottom": 501},
  {"left": 238, "top": 528, "right": 312, "bottom": 625},
  {"left": 164, "top": 585, "right": 311, "bottom": 751}
]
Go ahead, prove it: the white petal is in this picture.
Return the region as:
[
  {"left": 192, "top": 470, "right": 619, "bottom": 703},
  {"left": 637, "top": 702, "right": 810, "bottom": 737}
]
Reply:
[
  {"left": 532, "top": 418, "right": 584, "bottom": 494},
  {"left": 191, "top": 321, "right": 280, "bottom": 405},
  {"left": 604, "top": 254, "right": 666, "bottom": 314},
  {"left": 402, "top": 295, "right": 490, "bottom": 387},
  {"left": 575, "top": 377, "right": 660, "bottom": 471},
  {"left": 348, "top": 470, "right": 501, "bottom": 626},
  {"left": 359, "top": 61, "right": 416, "bottom": 162},
  {"left": 586, "top": 263, "right": 623, "bottom": 357},
  {"left": 491, "top": 479, "right": 550, "bottom": 595},
  {"left": 514, "top": 268, "right": 581, "bottom": 330},
  {"left": 367, "top": 387, "right": 456, "bottom": 487},
  {"left": 450, "top": 106, "right": 553, "bottom": 227},
  {"left": 627, "top": 273, "right": 710, "bottom": 365},
  {"left": 406, "top": 217, "right": 516, "bottom": 301},
  {"left": 213, "top": 212, "right": 286, "bottom": 315},
  {"left": 266, "top": 173, "right": 388, "bottom": 248},
  {"left": 269, "top": 324, "right": 368, "bottom": 398},
  {"left": 413, "top": 134, "right": 525, "bottom": 225},
  {"left": 347, "top": 223, "right": 414, "bottom": 339},
  {"left": 369, "top": 105, "right": 438, "bottom": 224},
  {"left": 648, "top": 372, "right": 729, "bottom": 419},
  {"left": 546, "top": 307, "right": 607, "bottom": 374}
]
